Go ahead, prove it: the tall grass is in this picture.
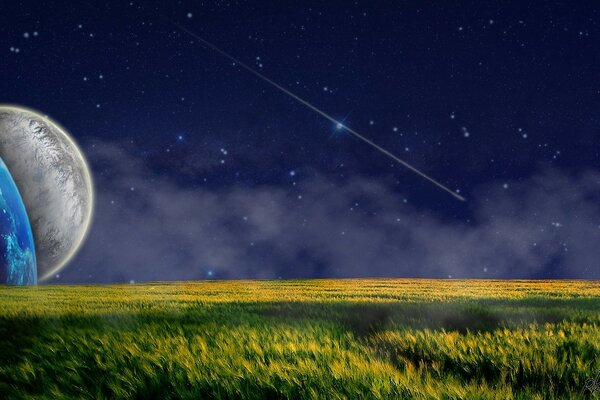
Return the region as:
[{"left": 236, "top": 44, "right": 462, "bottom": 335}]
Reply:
[{"left": 0, "top": 279, "right": 598, "bottom": 399}]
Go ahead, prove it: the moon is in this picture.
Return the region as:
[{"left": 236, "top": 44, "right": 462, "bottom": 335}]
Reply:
[{"left": 0, "top": 105, "right": 94, "bottom": 282}]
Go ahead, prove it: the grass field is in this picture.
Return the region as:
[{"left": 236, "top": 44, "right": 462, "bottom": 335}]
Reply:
[{"left": 0, "top": 279, "right": 599, "bottom": 399}]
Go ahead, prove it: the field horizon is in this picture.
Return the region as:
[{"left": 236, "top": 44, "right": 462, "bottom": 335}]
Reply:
[{"left": 1, "top": 278, "right": 599, "bottom": 399}]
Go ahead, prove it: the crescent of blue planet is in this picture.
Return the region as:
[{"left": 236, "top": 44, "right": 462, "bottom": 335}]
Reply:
[{"left": 0, "top": 156, "right": 36, "bottom": 285}]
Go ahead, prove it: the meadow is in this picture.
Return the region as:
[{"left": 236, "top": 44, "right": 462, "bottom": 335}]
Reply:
[{"left": 0, "top": 279, "right": 598, "bottom": 399}]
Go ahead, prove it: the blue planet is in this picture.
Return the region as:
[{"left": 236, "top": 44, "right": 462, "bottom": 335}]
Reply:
[{"left": 0, "top": 156, "right": 36, "bottom": 285}]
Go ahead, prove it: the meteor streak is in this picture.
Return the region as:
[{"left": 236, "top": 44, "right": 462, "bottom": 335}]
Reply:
[{"left": 166, "top": 18, "right": 466, "bottom": 202}]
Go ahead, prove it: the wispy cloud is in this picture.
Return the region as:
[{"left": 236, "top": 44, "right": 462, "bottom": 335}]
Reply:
[{"left": 59, "top": 142, "right": 600, "bottom": 282}]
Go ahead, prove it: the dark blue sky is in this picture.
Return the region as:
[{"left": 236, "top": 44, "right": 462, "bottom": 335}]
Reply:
[{"left": 1, "top": 1, "right": 599, "bottom": 282}]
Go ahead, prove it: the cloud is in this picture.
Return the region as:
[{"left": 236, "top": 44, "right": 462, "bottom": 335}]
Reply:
[{"left": 58, "top": 142, "right": 600, "bottom": 282}]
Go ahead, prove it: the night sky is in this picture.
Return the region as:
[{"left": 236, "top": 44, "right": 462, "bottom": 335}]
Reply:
[{"left": 1, "top": 1, "right": 599, "bottom": 282}]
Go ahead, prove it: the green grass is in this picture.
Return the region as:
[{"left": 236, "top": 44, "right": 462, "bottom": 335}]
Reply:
[{"left": 0, "top": 279, "right": 599, "bottom": 399}]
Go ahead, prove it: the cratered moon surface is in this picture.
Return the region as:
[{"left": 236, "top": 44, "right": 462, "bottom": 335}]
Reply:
[{"left": 0, "top": 105, "right": 94, "bottom": 282}]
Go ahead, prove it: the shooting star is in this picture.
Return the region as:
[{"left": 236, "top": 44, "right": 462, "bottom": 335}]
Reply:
[{"left": 166, "top": 18, "right": 466, "bottom": 202}]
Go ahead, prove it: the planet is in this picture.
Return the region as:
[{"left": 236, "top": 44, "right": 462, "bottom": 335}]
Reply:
[
  {"left": 0, "top": 156, "right": 36, "bottom": 285},
  {"left": 0, "top": 105, "right": 93, "bottom": 282}
]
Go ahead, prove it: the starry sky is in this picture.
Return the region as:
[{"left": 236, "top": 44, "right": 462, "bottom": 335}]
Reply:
[{"left": 1, "top": 1, "right": 599, "bottom": 282}]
